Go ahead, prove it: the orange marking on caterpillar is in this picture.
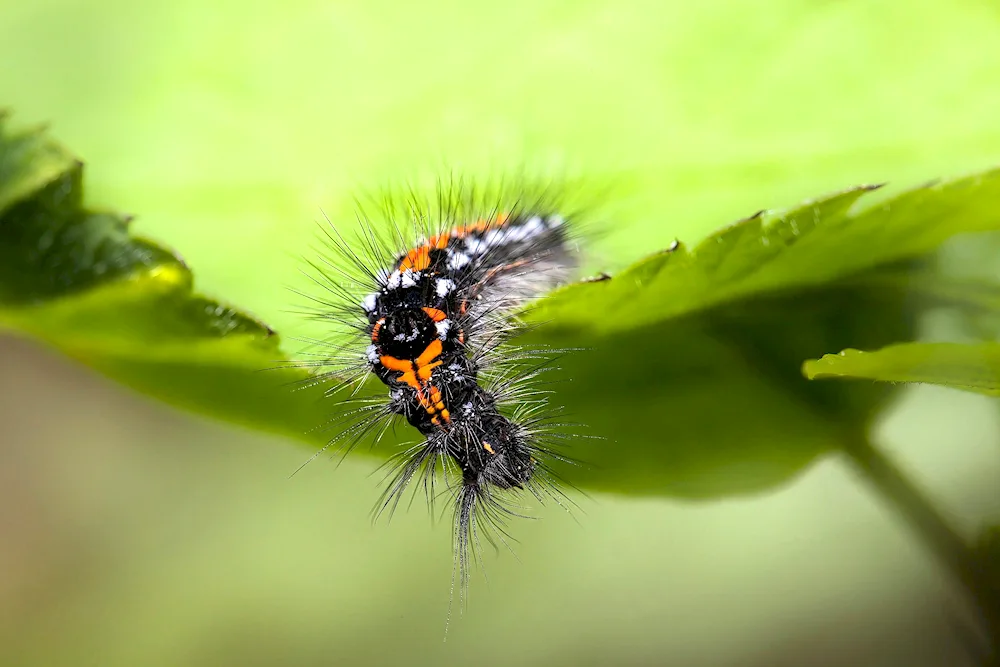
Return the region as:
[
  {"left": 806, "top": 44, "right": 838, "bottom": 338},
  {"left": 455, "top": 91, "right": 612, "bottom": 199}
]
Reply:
[
  {"left": 483, "top": 442, "right": 496, "bottom": 455},
  {"left": 416, "top": 361, "right": 442, "bottom": 382},
  {"left": 416, "top": 339, "right": 443, "bottom": 367},
  {"left": 379, "top": 342, "right": 450, "bottom": 423},
  {"left": 379, "top": 355, "right": 411, "bottom": 373},
  {"left": 399, "top": 246, "right": 431, "bottom": 271},
  {"left": 398, "top": 372, "right": 420, "bottom": 391},
  {"left": 421, "top": 307, "right": 447, "bottom": 322},
  {"left": 371, "top": 318, "right": 384, "bottom": 342},
  {"left": 378, "top": 358, "right": 423, "bottom": 394},
  {"left": 418, "top": 393, "right": 450, "bottom": 423},
  {"left": 426, "top": 231, "right": 452, "bottom": 250}
]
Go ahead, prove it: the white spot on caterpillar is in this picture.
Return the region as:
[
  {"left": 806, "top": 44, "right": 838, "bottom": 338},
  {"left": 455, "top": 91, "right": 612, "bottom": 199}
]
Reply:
[
  {"left": 464, "top": 237, "right": 488, "bottom": 255},
  {"left": 399, "top": 270, "right": 420, "bottom": 288},
  {"left": 502, "top": 227, "right": 527, "bottom": 243},
  {"left": 386, "top": 271, "right": 402, "bottom": 289},
  {"left": 447, "top": 251, "right": 471, "bottom": 270},
  {"left": 435, "top": 278, "right": 456, "bottom": 297},
  {"left": 361, "top": 293, "right": 378, "bottom": 313},
  {"left": 523, "top": 216, "right": 544, "bottom": 235},
  {"left": 394, "top": 325, "right": 421, "bottom": 342},
  {"left": 435, "top": 319, "right": 451, "bottom": 340},
  {"left": 484, "top": 230, "right": 504, "bottom": 246},
  {"left": 366, "top": 344, "right": 379, "bottom": 364}
]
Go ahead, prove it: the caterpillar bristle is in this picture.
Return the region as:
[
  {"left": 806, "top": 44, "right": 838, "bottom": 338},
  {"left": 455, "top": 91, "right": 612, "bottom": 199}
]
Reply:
[{"left": 293, "top": 176, "right": 589, "bottom": 624}]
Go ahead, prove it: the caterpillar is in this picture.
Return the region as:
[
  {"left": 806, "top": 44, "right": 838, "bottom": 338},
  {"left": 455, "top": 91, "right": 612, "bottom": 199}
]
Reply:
[{"left": 297, "top": 180, "right": 584, "bottom": 606}]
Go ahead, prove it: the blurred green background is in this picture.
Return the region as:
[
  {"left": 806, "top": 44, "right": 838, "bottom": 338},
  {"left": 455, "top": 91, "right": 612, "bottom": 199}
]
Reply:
[{"left": 2, "top": 0, "right": 1000, "bottom": 664}]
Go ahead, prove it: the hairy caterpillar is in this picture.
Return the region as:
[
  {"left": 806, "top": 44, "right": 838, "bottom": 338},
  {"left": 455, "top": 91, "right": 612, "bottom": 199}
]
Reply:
[{"left": 296, "top": 179, "right": 584, "bottom": 608}]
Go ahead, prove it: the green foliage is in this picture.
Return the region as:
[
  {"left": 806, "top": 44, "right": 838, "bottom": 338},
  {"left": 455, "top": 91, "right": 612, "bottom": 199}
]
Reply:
[
  {"left": 805, "top": 343, "right": 1000, "bottom": 397},
  {"left": 0, "top": 115, "right": 306, "bottom": 437},
  {"left": 530, "top": 173, "right": 1000, "bottom": 335},
  {"left": 5, "top": 116, "right": 1000, "bottom": 499},
  {"left": 2, "top": 2, "right": 1000, "bottom": 664}
]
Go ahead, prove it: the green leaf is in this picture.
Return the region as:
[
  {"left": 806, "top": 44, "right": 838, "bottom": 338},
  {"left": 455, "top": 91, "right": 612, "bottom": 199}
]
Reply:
[
  {"left": 528, "top": 171, "right": 1000, "bottom": 336},
  {"left": 804, "top": 343, "right": 1000, "bottom": 397},
  {"left": 0, "top": 115, "right": 306, "bottom": 441},
  {"left": 532, "top": 281, "right": 915, "bottom": 496},
  {"left": 521, "top": 173, "right": 1000, "bottom": 495},
  {"left": 3, "top": 115, "right": 999, "bottom": 499}
]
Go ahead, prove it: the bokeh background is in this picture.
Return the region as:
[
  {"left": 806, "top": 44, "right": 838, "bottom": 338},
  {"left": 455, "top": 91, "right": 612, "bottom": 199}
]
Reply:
[{"left": 2, "top": 0, "right": 1000, "bottom": 664}]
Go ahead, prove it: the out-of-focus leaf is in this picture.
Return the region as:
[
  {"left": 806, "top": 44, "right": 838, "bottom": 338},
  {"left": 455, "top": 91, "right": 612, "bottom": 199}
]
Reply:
[
  {"left": 4, "top": 115, "right": 1000, "bottom": 498},
  {"left": 0, "top": 115, "right": 304, "bottom": 441},
  {"left": 804, "top": 343, "right": 1000, "bottom": 397}
]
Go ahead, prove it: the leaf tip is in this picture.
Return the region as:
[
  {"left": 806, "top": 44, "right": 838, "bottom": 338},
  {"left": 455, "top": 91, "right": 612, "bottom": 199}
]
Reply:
[{"left": 802, "top": 349, "right": 863, "bottom": 380}]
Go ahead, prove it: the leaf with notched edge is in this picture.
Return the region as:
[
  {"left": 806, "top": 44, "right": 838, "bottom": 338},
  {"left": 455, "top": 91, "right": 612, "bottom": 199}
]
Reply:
[
  {"left": 3, "top": 114, "right": 1000, "bottom": 498},
  {"left": 0, "top": 115, "right": 306, "bottom": 440},
  {"left": 528, "top": 170, "right": 1000, "bottom": 337}
]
